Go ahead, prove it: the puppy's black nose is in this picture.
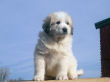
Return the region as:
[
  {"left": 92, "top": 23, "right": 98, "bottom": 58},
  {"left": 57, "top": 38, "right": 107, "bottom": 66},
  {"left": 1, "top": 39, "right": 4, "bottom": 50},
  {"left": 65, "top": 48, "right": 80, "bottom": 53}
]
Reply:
[{"left": 62, "top": 28, "right": 67, "bottom": 34}]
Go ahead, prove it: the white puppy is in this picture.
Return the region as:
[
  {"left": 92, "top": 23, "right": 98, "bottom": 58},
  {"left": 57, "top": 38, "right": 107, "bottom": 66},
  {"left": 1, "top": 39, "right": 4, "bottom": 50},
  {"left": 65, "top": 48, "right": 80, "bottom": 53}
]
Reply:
[{"left": 33, "top": 11, "right": 83, "bottom": 81}]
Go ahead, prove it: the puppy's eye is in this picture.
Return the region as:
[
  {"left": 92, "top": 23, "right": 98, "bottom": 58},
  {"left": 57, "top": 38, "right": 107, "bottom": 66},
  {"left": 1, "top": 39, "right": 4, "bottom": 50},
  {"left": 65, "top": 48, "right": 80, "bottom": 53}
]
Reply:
[
  {"left": 66, "top": 22, "right": 69, "bottom": 25},
  {"left": 56, "top": 21, "right": 60, "bottom": 24}
]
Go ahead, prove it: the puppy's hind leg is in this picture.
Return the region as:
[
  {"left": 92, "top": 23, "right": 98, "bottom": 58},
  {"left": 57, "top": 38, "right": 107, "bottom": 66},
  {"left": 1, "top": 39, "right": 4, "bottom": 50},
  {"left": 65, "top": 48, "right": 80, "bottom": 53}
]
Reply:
[
  {"left": 77, "top": 69, "right": 84, "bottom": 76},
  {"left": 33, "top": 55, "right": 45, "bottom": 81}
]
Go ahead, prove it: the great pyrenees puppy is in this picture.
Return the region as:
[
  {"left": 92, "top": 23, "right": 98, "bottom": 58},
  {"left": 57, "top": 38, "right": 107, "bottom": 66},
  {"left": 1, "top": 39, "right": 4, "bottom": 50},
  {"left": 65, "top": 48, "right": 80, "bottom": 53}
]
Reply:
[{"left": 33, "top": 11, "right": 83, "bottom": 81}]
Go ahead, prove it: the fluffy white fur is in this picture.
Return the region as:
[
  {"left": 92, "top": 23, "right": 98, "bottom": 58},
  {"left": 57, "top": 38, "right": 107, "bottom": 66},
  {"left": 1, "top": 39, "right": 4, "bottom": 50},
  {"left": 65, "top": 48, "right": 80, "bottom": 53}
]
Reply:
[{"left": 33, "top": 12, "right": 83, "bottom": 81}]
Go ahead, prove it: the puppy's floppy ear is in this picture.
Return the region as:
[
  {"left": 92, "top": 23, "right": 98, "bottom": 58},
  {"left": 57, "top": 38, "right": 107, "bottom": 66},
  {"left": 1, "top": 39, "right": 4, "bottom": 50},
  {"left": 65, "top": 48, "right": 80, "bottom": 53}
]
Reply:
[
  {"left": 42, "top": 16, "right": 51, "bottom": 34},
  {"left": 68, "top": 16, "right": 73, "bottom": 35},
  {"left": 71, "top": 26, "right": 73, "bottom": 35}
]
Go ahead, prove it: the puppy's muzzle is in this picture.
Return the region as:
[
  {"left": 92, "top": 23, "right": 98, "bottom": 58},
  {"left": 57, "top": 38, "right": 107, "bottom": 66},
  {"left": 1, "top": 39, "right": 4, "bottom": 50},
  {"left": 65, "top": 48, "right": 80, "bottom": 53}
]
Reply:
[{"left": 62, "top": 28, "right": 67, "bottom": 34}]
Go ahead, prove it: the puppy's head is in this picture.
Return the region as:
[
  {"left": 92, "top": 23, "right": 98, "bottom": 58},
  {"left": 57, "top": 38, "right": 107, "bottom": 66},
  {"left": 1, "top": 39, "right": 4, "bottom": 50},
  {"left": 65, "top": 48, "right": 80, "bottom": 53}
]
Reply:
[{"left": 42, "top": 11, "right": 73, "bottom": 39}]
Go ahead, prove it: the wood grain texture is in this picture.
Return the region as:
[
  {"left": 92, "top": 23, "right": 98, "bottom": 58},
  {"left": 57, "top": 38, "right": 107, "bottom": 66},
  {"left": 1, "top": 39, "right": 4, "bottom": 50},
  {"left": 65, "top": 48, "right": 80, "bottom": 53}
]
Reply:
[{"left": 9, "top": 78, "right": 110, "bottom": 82}]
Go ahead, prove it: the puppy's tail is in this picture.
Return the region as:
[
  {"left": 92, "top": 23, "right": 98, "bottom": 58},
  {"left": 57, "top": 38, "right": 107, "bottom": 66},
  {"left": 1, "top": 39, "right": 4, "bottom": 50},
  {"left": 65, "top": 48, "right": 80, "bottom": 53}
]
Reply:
[{"left": 77, "top": 69, "right": 84, "bottom": 76}]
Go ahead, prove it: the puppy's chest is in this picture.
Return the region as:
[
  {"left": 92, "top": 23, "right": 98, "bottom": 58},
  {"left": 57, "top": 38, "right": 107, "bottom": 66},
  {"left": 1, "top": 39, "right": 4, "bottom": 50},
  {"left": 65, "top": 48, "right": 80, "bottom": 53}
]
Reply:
[
  {"left": 46, "top": 43, "right": 70, "bottom": 54},
  {"left": 44, "top": 44, "right": 68, "bottom": 65}
]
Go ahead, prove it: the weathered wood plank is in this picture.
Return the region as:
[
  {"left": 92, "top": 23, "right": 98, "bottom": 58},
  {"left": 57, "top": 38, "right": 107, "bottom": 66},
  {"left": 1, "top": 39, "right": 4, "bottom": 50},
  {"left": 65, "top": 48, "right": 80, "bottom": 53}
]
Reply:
[{"left": 9, "top": 78, "right": 110, "bottom": 82}]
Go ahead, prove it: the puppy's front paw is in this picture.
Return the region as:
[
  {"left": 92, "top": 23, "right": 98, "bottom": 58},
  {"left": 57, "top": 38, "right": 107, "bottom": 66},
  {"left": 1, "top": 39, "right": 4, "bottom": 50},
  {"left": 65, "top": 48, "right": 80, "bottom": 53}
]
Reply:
[
  {"left": 33, "top": 75, "right": 44, "bottom": 81},
  {"left": 56, "top": 74, "right": 68, "bottom": 80},
  {"left": 68, "top": 73, "right": 78, "bottom": 80}
]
